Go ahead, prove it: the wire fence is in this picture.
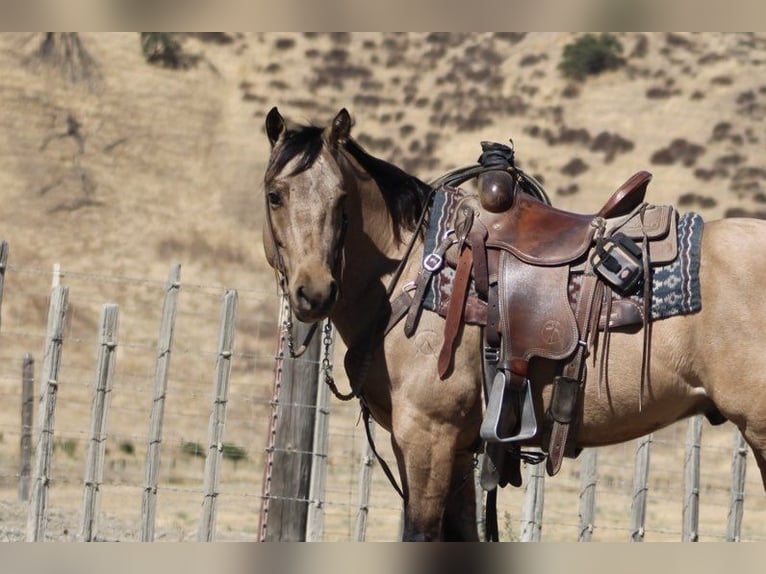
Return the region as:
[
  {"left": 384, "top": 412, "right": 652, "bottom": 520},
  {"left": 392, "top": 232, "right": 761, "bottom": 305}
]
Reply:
[{"left": 0, "top": 258, "right": 765, "bottom": 541}]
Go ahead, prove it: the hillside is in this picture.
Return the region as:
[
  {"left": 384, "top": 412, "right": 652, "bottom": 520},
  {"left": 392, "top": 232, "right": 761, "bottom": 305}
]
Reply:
[
  {"left": 0, "top": 32, "right": 764, "bottom": 541},
  {"left": 2, "top": 33, "right": 765, "bottom": 286}
]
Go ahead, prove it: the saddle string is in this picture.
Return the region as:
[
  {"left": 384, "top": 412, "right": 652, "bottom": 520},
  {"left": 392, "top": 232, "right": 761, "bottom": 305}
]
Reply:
[
  {"left": 639, "top": 204, "right": 653, "bottom": 413},
  {"left": 598, "top": 288, "right": 614, "bottom": 399}
]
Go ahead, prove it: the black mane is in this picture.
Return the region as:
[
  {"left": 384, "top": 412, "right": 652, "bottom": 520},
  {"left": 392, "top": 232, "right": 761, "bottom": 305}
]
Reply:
[{"left": 266, "top": 122, "right": 430, "bottom": 242}]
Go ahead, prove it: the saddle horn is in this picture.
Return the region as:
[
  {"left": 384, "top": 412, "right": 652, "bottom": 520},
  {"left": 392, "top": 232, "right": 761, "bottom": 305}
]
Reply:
[{"left": 477, "top": 141, "right": 516, "bottom": 213}]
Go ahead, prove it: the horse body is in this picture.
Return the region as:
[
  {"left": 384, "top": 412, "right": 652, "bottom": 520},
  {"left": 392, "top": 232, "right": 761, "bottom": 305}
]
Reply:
[{"left": 262, "top": 107, "right": 766, "bottom": 541}]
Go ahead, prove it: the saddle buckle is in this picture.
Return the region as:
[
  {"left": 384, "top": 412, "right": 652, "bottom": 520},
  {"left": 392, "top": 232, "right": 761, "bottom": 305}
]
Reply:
[
  {"left": 591, "top": 232, "right": 644, "bottom": 295},
  {"left": 423, "top": 252, "right": 444, "bottom": 272}
]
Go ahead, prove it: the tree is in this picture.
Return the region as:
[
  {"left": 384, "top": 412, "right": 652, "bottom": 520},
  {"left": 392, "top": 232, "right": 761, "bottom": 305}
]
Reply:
[
  {"left": 34, "top": 33, "right": 101, "bottom": 85},
  {"left": 559, "top": 33, "right": 625, "bottom": 81},
  {"left": 140, "top": 33, "right": 201, "bottom": 69}
]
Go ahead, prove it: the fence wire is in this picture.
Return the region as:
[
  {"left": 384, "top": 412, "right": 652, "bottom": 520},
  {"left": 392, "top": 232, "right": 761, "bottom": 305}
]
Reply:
[{"left": 0, "top": 263, "right": 765, "bottom": 542}]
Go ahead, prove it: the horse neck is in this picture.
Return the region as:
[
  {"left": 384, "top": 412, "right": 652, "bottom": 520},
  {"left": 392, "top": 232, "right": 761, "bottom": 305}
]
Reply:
[{"left": 330, "top": 163, "right": 419, "bottom": 348}]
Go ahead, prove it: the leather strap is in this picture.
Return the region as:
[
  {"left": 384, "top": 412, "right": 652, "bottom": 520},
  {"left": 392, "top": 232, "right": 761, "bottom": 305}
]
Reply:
[
  {"left": 362, "top": 404, "right": 404, "bottom": 499},
  {"left": 404, "top": 234, "right": 455, "bottom": 337},
  {"left": 438, "top": 246, "right": 473, "bottom": 379},
  {"left": 468, "top": 221, "right": 490, "bottom": 298},
  {"left": 546, "top": 271, "right": 598, "bottom": 476}
]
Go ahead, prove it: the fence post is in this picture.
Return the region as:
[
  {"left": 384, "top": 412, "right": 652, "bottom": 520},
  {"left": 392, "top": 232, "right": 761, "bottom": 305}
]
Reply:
[
  {"left": 26, "top": 285, "right": 69, "bottom": 542},
  {"left": 354, "top": 420, "right": 376, "bottom": 541},
  {"left": 577, "top": 448, "right": 598, "bottom": 541},
  {"left": 18, "top": 354, "right": 34, "bottom": 501},
  {"left": 682, "top": 415, "right": 702, "bottom": 542},
  {"left": 197, "top": 289, "right": 238, "bottom": 542},
  {"left": 474, "top": 454, "right": 486, "bottom": 542},
  {"left": 79, "top": 304, "right": 119, "bottom": 542},
  {"left": 629, "top": 433, "right": 652, "bottom": 542},
  {"left": 0, "top": 240, "right": 8, "bottom": 324},
  {"left": 519, "top": 457, "right": 545, "bottom": 542},
  {"left": 306, "top": 320, "right": 332, "bottom": 542},
  {"left": 260, "top": 310, "right": 322, "bottom": 541},
  {"left": 726, "top": 429, "right": 748, "bottom": 542},
  {"left": 140, "top": 264, "right": 181, "bottom": 541}
]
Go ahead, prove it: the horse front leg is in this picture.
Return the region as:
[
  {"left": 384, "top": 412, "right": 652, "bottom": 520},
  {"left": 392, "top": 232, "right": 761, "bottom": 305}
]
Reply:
[
  {"left": 391, "top": 423, "right": 479, "bottom": 541},
  {"left": 441, "top": 449, "right": 480, "bottom": 541}
]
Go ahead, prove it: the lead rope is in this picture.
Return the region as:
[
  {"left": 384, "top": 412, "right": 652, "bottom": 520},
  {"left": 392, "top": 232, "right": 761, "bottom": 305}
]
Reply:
[{"left": 320, "top": 321, "right": 355, "bottom": 401}]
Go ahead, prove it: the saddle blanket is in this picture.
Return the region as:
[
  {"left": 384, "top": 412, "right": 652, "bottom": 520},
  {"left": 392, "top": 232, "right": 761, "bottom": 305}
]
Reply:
[{"left": 421, "top": 186, "right": 703, "bottom": 324}]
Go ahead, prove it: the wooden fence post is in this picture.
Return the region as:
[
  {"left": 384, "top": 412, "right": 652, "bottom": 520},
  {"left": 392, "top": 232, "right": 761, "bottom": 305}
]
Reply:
[
  {"left": 0, "top": 240, "right": 8, "bottom": 327},
  {"left": 26, "top": 285, "right": 69, "bottom": 542},
  {"left": 80, "top": 304, "right": 119, "bottom": 541},
  {"left": 18, "top": 354, "right": 34, "bottom": 502},
  {"left": 140, "top": 264, "right": 181, "bottom": 541},
  {"left": 682, "top": 415, "right": 703, "bottom": 542},
  {"left": 197, "top": 289, "right": 238, "bottom": 542},
  {"left": 260, "top": 312, "right": 322, "bottom": 541},
  {"left": 629, "top": 433, "right": 652, "bottom": 542},
  {"left": 306, "top": 321, "right": 332, "bottom": 542},
  {"left": 726, "top": 429, "right": 747, "bottom": 542},
  {"left": 474, "top": 454, "right": 486, "bottom": 542},
  {"left": 577, "top": 448, "right": 598, "bottom": 541},
  {"left": 519, "top": 457, "right": 545, "bottom": 542},
  {"left": 354, "top": 420, "right": 376, "bottom": 541}
]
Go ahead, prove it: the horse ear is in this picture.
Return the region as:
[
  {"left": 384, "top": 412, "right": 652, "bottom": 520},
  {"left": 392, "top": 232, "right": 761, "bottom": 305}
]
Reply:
[
  {"left": 265, "top": 106, "right": 285, "bottom": 147},
  {"left": 329, "top": 108, "right": 352, "bottom": 147}
]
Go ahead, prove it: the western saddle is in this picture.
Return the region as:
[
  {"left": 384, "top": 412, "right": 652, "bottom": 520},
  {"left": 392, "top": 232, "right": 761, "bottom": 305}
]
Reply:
[{"left": 406, "top": 142, "right": 681, "bottom": 487}]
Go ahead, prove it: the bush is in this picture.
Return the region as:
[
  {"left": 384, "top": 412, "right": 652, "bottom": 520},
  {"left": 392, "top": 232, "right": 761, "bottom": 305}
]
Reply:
[
  {"left": 182, "top": 441, "right": 205, "bottom": 458},
  {"left": 559, "top": 33, "right": 625, "bottom": 81},
  {"left": 222, "top": 444, "right": 247, "bottom": 462}
]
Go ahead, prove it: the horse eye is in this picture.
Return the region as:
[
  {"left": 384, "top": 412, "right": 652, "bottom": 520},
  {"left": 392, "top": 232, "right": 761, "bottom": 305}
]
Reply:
[{"left": 267, "top": 191, "right": 283, "bottom": 207}]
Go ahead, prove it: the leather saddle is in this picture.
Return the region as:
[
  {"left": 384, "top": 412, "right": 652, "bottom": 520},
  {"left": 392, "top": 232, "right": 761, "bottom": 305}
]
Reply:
[{"left": 407, "top": 160, "right": 681, "bottom": 485}]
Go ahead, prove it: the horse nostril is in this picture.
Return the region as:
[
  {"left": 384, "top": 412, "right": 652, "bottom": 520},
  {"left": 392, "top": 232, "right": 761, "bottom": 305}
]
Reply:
[
  {"left": 295, "top": 281, "right": 337, "bottom": 315},
  {"left": 296, "top": 285, "right": 311, "bottom": 308}
]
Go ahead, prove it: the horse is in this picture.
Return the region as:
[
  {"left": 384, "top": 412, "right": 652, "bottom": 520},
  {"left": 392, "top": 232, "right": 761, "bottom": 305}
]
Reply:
[{"left": 261, "top": 106, "right": 766, "bottom": 541}]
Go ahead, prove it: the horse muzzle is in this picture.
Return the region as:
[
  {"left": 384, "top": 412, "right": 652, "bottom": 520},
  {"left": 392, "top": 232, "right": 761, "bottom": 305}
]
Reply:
[{"left": 292, "top": 277, "right": 338, "bottom": 323}]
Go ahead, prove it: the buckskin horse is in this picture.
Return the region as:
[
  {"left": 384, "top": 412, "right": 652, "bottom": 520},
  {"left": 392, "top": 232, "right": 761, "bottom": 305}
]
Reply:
[{"left": 261, "top": 107, "right": 766, "bottom": 541}]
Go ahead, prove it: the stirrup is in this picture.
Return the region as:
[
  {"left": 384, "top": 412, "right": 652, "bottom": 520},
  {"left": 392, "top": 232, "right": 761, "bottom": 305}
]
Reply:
[{"left": 480, "top": 371, "right": 538, "bottom": 443}]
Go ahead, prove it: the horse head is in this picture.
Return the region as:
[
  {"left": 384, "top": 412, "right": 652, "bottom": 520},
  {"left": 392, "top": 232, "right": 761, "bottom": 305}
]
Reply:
[{"left": 262, "top": 107, "right": 352, "bottom": 323}]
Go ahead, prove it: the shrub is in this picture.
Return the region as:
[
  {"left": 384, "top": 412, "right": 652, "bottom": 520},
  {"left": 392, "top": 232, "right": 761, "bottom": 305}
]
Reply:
[
  {"left": 182, "top": 441, "right": 205, "bottom": 458},
  {"left": 559, "top": 33, "right": 625, "bottom": 81},
  {"left": 55, "top": 438, "right": 77, "bottom": 458},
  {"left": 222, "top": 443, "right": 247, "bottom": 462}
]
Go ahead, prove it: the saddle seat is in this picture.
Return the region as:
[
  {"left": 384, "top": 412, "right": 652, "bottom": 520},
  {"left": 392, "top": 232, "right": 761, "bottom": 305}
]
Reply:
[{"left": 477, "top": 171, "right": 653, "bottom": 266}]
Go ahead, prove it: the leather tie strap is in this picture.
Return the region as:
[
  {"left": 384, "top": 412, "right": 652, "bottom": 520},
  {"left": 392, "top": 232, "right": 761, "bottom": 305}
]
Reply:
[
  {"left": 438, "top": 245, "right": 473, "bottom": 379},
  {"left": 404, "top": 233, "right": 455, "bottom": 337}
]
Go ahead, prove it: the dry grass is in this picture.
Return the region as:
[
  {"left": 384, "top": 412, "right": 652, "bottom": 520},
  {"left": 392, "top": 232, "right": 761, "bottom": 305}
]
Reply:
[{"left": 0, "top": 32, "right": 765, "bottom": 541}]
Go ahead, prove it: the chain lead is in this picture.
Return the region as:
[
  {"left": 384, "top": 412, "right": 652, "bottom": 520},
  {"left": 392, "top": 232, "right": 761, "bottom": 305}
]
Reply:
[{"left": 321, "top": 320, "right": 355, "bottom": 401}]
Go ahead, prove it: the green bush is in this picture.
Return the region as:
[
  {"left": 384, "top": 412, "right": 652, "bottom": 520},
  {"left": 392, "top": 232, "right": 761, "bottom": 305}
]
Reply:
[
  {"left": 182, "top": 441, "right": 205, "bottom": 458},
  {"left": 222, "top": 443, "right": 247, "bottom": 462},
  {"left": 559, "top": 33, "right": 625, "bottom": 81},
  {"left": 54, "top": 438, "right": 77, "bottom": 458}
]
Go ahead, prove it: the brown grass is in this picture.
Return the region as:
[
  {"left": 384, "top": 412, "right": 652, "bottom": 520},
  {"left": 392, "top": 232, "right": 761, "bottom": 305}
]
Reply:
[{"left": 1, "top": 32, "right": 766, "bottom": 541}]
